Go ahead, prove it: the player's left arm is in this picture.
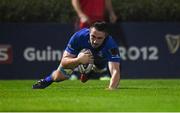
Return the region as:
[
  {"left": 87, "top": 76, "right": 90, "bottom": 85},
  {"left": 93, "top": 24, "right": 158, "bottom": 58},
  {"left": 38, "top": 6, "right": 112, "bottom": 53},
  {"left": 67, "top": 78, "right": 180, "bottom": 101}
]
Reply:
[{"left": 108, "top": 61, "right": 120, "bottom": 89}]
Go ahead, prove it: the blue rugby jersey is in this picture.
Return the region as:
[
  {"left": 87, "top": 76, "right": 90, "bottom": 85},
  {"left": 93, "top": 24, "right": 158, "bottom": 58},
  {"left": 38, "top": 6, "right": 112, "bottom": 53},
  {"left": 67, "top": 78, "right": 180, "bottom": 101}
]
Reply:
[{"left": 65, "top": 28, "right": 120, "bottom": 68}]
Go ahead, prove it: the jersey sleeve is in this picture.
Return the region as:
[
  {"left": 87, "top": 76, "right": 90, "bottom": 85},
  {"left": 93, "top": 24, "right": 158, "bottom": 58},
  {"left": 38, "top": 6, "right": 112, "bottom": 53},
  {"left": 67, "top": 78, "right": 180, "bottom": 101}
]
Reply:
[
  {"left": 106, "top": 37, "right": 121, "bottom": 63},
  {"left": 65, "top": 32, "right": 80, "bottom": 56}
]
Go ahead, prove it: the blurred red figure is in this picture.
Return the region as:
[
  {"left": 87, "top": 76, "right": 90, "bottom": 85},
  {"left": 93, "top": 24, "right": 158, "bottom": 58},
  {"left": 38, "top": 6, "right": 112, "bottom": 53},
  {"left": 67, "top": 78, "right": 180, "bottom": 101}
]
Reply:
[{"left": 72, "top": 0, "right": 117, "bottom": 29}]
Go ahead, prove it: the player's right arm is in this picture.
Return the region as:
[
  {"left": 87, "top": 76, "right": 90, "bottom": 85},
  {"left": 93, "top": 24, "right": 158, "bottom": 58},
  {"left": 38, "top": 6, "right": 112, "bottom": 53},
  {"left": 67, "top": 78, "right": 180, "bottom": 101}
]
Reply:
[
  {"left": 61, "top": 29, "right": 93, "bottom": 69},
  {"left": 60, "top": 50, "right": 92, "bottom": 69}
]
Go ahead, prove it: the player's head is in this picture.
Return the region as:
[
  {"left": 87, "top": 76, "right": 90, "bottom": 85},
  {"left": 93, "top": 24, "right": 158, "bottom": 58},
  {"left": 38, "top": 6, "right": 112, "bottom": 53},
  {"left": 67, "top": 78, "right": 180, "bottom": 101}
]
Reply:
[{"left": 89, "top": 21, "right": 108, "bottom": 48}]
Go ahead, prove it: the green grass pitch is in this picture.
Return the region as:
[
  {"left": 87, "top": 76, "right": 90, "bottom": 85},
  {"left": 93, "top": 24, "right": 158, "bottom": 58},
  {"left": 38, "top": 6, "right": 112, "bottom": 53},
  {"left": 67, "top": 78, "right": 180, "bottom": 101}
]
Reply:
[{"left": 0, "top": 79, "right": 180, "bottom": 112}]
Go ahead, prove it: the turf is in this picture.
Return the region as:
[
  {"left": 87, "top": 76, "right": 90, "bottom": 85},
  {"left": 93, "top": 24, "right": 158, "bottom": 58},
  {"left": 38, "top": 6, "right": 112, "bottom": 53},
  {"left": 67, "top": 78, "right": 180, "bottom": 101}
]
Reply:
[{"left": 0, "top": 79, "right": 180, "bottom": 112}]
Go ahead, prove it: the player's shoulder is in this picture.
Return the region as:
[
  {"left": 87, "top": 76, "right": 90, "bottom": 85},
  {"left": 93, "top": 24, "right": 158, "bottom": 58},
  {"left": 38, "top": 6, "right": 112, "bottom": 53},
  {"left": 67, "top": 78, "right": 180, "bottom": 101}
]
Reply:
[
  {"left": 76, "top": 28, "right": 89, "bottom": 37},
  {"left": 71, "top": 28, "right": 89, "bottom": 41}
]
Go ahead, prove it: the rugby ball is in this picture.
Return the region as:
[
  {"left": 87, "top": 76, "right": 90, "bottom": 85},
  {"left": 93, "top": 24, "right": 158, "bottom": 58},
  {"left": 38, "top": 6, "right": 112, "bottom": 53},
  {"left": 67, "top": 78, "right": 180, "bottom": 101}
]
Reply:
[{"left": 78, "top": 63, "right": 93, "bottom": 74}]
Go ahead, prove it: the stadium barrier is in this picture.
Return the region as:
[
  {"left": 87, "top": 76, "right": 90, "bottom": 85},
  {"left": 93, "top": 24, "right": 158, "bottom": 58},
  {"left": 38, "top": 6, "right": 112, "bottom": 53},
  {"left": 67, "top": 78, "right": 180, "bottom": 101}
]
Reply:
[{"left": 0, "top": 23, "right": 180, "bottom": 79}]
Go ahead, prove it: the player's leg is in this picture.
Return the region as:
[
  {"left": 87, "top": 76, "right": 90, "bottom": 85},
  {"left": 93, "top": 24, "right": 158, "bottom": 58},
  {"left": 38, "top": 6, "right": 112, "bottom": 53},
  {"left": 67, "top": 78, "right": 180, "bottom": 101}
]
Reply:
[{"left": 32, "top": 65, "right": 72, "bottom": 89}]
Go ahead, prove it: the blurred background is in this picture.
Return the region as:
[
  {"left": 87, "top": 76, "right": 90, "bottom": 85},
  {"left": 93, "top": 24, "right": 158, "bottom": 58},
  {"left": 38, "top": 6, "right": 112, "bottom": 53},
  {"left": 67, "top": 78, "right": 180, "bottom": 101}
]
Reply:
[
  {"left": 1, "top": 0, "right": 180, "bottom": 23},
  {"left": 0, "top": 0, "right": 180, "bottom": 79}
]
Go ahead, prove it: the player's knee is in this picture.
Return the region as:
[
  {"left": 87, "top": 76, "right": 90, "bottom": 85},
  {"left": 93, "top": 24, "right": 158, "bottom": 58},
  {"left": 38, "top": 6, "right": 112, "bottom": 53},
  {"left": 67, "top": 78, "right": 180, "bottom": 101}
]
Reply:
[{"left": 52, "top": 70, "right": 68, "bottom": 82}]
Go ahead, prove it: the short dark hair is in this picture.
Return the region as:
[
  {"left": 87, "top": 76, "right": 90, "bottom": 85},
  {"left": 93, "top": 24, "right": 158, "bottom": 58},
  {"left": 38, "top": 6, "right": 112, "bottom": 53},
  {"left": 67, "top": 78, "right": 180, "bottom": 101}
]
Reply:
[{"left": 90, "top": 21, "right": 108, "bottom": 33}]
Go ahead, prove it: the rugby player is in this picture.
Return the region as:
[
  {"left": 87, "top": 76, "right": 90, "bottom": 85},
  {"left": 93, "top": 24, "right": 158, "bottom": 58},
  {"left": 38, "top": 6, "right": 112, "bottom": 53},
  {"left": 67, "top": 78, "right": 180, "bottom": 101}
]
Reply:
[{"left": 32, "top": 21, "right": 121, "bottom": 90}]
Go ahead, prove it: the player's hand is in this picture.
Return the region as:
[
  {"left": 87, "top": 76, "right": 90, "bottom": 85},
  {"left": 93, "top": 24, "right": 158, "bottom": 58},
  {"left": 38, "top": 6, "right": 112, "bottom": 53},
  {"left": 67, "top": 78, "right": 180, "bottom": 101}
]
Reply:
[{"left": 77, "top": 50, "right": 93, "bottom": 64}]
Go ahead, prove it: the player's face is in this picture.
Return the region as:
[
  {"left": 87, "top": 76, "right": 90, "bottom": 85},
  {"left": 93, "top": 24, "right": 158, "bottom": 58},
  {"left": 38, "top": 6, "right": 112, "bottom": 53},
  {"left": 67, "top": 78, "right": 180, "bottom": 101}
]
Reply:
[{"left": 90, "top": 27, "right": 106, "bottom": 48}]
